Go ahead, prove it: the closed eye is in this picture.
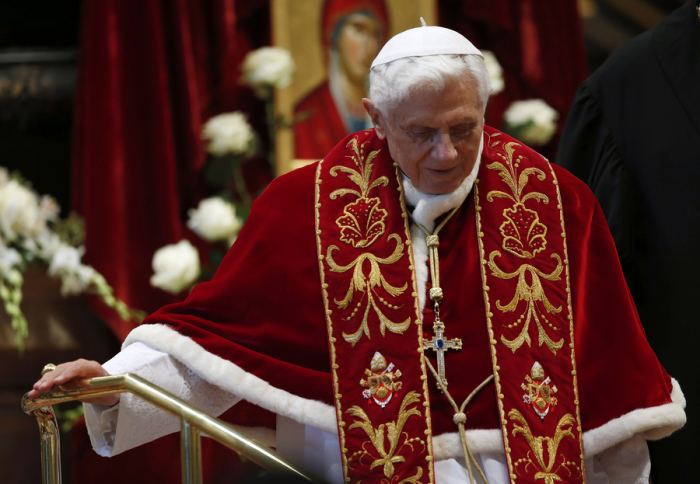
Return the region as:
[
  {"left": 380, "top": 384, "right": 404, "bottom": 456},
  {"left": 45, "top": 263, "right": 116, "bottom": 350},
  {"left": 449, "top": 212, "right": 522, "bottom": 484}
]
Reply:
[{"left": 407, "top": 127, "right": 436, "bottom": 141}]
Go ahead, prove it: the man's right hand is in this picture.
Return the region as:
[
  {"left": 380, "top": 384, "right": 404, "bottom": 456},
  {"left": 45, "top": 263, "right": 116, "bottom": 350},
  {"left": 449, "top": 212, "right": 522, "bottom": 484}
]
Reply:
[{"left": 28, "top": 359, "right": 120, "bottom": 407}]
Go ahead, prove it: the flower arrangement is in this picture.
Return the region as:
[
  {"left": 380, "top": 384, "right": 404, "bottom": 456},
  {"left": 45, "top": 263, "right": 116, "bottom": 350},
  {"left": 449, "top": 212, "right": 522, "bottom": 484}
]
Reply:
[
  {"left": 0, "top": 169, "right": 145, "bottom": 350},
  {"left": 502, "top": 99, "right": 560, "bottom": 147},
  {"left": 150, "top": 47, "right": 295, "bottom": 295}
]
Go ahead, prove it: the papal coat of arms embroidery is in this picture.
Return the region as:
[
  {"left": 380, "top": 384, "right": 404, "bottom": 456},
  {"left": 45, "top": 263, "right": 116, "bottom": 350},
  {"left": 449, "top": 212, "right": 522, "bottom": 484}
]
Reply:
[
  {"left": 360, "top": 352, "right": 403, "bottom": 409},
  {"left": 521, "top": 361, "right": 558, "bottom": 422}
]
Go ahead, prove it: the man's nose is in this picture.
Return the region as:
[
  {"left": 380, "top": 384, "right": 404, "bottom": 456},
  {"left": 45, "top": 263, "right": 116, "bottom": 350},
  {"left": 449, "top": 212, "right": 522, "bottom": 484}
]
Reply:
[{"left": 433, "top": 132, "right": 457, "bottom": 162}]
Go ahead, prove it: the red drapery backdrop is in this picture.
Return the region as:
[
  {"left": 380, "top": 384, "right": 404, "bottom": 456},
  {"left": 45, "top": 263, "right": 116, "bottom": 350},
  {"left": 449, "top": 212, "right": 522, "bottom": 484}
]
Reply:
[{"left": 70, "top": 0, "right": 586, "bottom": 481}]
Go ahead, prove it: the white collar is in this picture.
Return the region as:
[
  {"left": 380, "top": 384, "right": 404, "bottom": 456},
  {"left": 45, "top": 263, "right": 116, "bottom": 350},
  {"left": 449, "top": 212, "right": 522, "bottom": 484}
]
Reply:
[{"left": 402, "top": 133, "right": 483, "bottom": 231}]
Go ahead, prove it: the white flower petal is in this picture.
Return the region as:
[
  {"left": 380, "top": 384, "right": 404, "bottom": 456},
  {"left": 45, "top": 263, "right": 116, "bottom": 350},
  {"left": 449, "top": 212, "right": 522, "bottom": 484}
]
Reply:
[
  {"left": 503, "top": 99, "right": 559, "bottom": 146},
  {"left": 482, "top": 50, "right": 504, "bottom": 96},
  {"left": 150, "top": 240, "right": 200, "bottom": 294},
  {"left": 187, "top": 197, "right": 243, "bottom": 242},
  {"left": 202, "top": 112, "right": 255, "bottom": 157},
  {"left": 0, "top": 179, "right": 44, "bottom": 241},
  {"left": 241, "top": 47, "right": 295, "bottom": 97}
]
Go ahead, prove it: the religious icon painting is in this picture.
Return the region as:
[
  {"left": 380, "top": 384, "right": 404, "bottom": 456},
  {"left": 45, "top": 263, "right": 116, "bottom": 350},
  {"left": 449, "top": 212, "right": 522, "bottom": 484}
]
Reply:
[
  {"left": 521, "top": 361, "right": 558, "bottom": 422},
  {"left": 359, "top": 352, "right": 403, "bottom": 409},
  {"left": 271, "top": 0, "right": 437, "bottom": 174}
]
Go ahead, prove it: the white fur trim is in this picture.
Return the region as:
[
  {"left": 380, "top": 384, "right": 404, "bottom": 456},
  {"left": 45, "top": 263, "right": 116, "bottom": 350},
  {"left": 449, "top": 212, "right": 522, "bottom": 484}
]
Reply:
[
  {"left": 582, "top": 378, "right": 686, "bottom": 455},
  {"left": 670, "top": 377, "right": 686, "bottom": 409},
  {"left": 432, "top": 380, "right": 686, "bottom": 460},
  {"left": 124, "top": 326, "right": 686, "bottom": 460},
  {"left": 123, "top": 324, "right": 339, "bottom": 434}
]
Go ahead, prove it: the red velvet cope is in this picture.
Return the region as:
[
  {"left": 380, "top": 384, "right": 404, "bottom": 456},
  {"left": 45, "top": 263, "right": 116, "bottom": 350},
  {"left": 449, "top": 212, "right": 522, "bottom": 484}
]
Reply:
[
  {"left": 144, "top": 128, "right": 674, "bottom": 444},
  {"left": 70, "top": 1, "right": 602, "bottom": 478}
]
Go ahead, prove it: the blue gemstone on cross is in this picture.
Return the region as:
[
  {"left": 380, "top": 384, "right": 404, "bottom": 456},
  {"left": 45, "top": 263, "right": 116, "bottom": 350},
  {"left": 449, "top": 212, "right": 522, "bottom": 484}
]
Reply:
[{"left": 423, "top": 321, "right": 463, "bottom": 389}]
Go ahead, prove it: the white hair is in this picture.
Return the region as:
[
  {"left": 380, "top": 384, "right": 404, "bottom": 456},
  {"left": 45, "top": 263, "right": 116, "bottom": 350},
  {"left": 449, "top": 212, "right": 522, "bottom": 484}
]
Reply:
[{"left": 368, "top": 54, "right": 491, "bottom": 115}]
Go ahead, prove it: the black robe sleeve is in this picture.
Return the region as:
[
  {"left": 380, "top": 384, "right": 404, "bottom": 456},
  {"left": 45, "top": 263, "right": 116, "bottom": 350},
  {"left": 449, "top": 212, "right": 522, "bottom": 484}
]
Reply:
[{"left": 555, "top": 82, "right": 640, "bottom": 292}]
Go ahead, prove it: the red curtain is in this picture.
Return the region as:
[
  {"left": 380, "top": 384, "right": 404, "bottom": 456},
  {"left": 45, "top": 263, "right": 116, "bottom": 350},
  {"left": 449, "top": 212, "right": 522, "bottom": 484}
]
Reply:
[
  {"left": 439, "top": 0, "right": 588, "bottom": 159},
  {"left": 71, "top": 0, "right": 271, "bottom": 342},
  {"left": 70, "top": 1, "right": 270, "bottom": 480},
  {"left": 70, "top": 0, "right": 586, "bottom": 481}
]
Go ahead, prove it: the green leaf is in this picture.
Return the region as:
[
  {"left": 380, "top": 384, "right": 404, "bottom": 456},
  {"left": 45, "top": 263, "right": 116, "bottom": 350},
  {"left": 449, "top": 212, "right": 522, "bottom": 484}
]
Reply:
[
  {"left": 204, "top": 154, "right": 241, "bottom": 186},
  {"left": 209, "top": 249, "right": 225, "bottom": 271}
]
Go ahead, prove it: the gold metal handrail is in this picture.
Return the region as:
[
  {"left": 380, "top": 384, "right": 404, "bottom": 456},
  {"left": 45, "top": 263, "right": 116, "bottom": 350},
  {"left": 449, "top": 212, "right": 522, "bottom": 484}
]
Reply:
[{"left": 22, "top": 372, "right": 327, "bottom": 484}]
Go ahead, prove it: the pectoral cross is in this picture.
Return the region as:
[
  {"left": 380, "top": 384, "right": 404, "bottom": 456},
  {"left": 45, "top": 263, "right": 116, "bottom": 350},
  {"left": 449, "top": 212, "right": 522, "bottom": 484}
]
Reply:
[{"left": 423, "top": 319, "right": 462, "bottom": 389}]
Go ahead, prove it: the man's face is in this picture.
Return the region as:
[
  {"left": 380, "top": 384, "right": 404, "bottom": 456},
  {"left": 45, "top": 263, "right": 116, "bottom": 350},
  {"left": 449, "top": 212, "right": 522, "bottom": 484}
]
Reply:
[{"left": 364, "top": 78, "right": 484, "bottom": 195}]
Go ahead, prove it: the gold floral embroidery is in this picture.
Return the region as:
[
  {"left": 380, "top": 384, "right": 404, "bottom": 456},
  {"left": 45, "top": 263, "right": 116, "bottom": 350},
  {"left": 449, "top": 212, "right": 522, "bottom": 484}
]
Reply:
[
  {"left": 331, "top": 137, "right": 390, "bottom": 248},
  {"left": 336, "top": 197, "right": 388, "bottom": 248},
  {"left": 485, "top": 134, "right": 564, "bottom": 354},
  {"left": 488, "top": 252, "right": 564, "bottom": 354},
  {"left": 347, "top": 391, "right": 426, "bottom": 480},
  {"left": 394, "top": 467, "right": 424, "bottom": 484},
  {"left": 326, "top": 137, "right": 410, "bottom": 345},
  {"left": 327, "top": 234, "right": 410, "bottom": 345},
  {"left": 509, "top": 409, "right": 581, "bottom": 484}
]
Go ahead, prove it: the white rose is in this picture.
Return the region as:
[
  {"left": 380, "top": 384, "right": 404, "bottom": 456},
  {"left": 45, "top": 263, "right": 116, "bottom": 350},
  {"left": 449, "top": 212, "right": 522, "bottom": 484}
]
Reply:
[
  {"left": 0, "top": 180, "right": 44, "bottom": 241},
  {"left": 187, "top": 197, "right": 243, "bottom": 242},
  {"left": 503, "top": 99, "right": 559, "bottom": 146},
  {"left": 58, "top": 265, "right": 97, "bottom": 296},
  {"left": 34, "top": 229, "right": 64, "bottom": 260},
  {"left": 150, "top": 240, "right": 200, "bottom": 294},
  {"left": 241, "top": 47, "right": 295, "bottom": 98},
  {"left": 0, "top": 242, "right": 21, "bottom": 276},
  {"left": 202, "top": 112, "right": 256, "bottom": 157},
  {"left": 482, "top": 50, "right": 504, "bottom": 96},
  {"left": 48, "top": 244, "right": 84, "bottom": 277}
]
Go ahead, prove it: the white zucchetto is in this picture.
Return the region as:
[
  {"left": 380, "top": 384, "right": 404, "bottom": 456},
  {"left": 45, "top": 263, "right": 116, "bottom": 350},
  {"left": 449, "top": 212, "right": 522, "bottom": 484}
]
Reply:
[{"left": 371, "top": 22, "right": 483, "bottom": 68}]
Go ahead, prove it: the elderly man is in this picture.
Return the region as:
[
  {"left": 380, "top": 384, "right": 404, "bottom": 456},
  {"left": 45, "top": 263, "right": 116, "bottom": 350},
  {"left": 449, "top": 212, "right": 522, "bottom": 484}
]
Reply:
[{"left": 31, "top": 26, "right": 684, "bottom": 484}]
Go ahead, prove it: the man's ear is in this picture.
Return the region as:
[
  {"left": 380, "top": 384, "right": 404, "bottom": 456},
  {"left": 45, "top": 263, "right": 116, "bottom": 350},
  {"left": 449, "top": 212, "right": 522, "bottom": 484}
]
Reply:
[{"left": 363, "top": 98, "right": 387, "bottom": 139}]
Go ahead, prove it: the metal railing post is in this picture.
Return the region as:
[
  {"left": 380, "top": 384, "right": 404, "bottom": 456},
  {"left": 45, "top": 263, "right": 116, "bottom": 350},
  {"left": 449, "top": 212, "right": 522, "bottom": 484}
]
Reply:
[
  {"left": 22, "top": 370, "right": 327, "bottom": 483},
  {"left": 34, "top": 406, "right": 61, "bottom": 484},
  {"left": 181, "top": 420, "right": 203, "bottom": 484}
]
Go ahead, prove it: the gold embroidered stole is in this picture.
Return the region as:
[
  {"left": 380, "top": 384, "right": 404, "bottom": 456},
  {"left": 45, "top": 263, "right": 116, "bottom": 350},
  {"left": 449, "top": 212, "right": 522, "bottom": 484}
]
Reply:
[
  {"left": 474, "top": 130, "right": 586, "bottom": 483},
  {"left": 315, "top": 128, "right": 585, "bottom": 484},
  {"left": 315, "top": 133, "right": 435, "bottom": 483}
]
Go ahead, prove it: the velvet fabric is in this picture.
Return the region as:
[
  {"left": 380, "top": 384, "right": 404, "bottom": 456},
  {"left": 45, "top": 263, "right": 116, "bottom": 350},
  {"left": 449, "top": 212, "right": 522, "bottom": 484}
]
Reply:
[
  {"left": 70, "top": 1, "right": 271, "bottom": 480},
  {"left": 143, "top": 127, "right": 675, "bottom": 446},
  {"left": 315, "top": 132, "right": 435, "bottom": 482},
  {"left": 71, "top": 0, "right": 271, "bottom": 341}
]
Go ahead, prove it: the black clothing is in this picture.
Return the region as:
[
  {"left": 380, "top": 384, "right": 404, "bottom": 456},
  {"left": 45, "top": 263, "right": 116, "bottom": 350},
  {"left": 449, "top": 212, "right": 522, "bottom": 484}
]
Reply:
[{"left": 556, "top": 2, "right": 700, "bottom": 481}]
